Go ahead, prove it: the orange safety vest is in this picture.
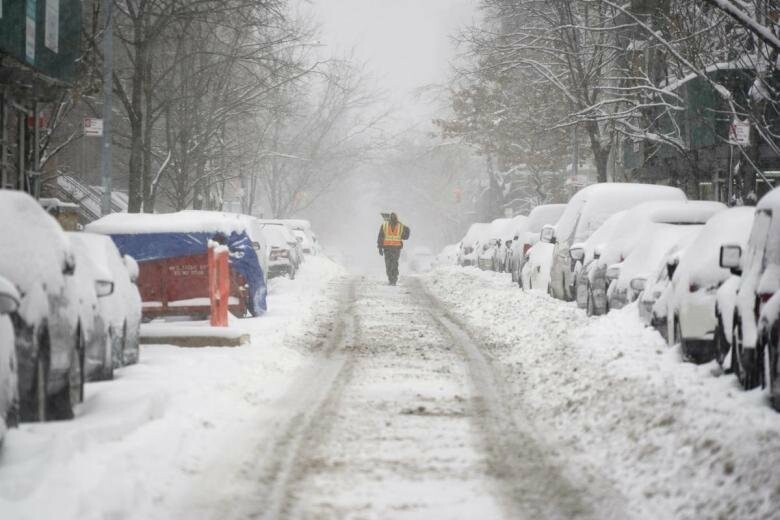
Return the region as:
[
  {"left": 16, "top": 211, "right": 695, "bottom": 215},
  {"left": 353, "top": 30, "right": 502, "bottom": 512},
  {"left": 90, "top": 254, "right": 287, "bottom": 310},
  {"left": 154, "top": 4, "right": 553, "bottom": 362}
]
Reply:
[{"left": 382, "top": 221, "right": 404, "bottom": 247}]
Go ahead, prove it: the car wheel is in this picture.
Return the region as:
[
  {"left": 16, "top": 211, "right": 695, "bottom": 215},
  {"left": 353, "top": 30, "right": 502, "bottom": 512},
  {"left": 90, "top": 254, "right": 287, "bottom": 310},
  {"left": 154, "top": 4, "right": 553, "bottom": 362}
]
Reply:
[
  {"left": 586, "top": 287, "right": 595, "bottom": 317},
  {"left": 733, "top": 318, "right": 760, "bottom": 390},
  {"left": 769, "top": 337, "right": 780, "bottom": 411},
  {"left": 49, "top": 330, "right": 83, "bottom": 421},
  {"left": 34, "top": 352, "right": 48, "bottom": 421},
  {"left": 20, "top": 327, "right": 50, "bottom": 422},
  {"left": 714, "top": 318, "right": 729, "bottom": 368}
]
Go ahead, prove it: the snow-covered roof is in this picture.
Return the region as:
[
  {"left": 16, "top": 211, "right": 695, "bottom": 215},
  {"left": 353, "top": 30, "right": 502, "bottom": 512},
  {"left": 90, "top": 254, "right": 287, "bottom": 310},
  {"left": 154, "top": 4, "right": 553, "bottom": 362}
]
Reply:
[
  {"left": 86, "top": 210, "right": 250, "bottom": 235},
  {"left": 0, "top": 191, "right": 71, "bottom": 296},
  {"left": 676, "top": 206, "right": 755, "bottom": 289},
  {"left": 649, "top": 201, "right": 726, "bottom": 224},
  {"left": 556, "top": 183, "right": 687, "bottom": 244},
  {"left": 461, "top": 223, "right": 490, "bottom": 246},
  {"left": 527, "top": 204, "right": 566, "bottom": 232}
]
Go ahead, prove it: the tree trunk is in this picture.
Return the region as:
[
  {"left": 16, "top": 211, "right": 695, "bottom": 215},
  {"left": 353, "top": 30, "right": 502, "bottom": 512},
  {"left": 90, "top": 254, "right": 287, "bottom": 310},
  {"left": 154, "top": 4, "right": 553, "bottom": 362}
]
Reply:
[
  {"left": 586, "top": 122, "right": 610, "bottom": 182},
  {"left": 142, "top": 52, "right": 154, "bottom": 213},
  {"left": 127, "top": 30, "right": 147, "bottom": 213}
]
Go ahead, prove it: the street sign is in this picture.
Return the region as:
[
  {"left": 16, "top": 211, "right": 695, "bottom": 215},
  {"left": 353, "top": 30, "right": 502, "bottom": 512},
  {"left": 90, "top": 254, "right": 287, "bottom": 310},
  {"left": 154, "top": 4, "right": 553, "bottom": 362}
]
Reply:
[
  {"left": 84, "top": 117, "right": 103, "bottom": 137},
  {"left": 729, "top": 120, "right": 751, "bottom": 146}
]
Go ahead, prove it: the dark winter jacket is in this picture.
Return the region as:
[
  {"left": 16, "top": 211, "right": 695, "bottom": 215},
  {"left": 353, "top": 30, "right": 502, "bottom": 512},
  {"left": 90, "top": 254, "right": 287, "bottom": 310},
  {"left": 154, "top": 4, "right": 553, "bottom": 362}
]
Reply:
[{"left": 377, "top": 221, "right": 411, "bottom": 249}]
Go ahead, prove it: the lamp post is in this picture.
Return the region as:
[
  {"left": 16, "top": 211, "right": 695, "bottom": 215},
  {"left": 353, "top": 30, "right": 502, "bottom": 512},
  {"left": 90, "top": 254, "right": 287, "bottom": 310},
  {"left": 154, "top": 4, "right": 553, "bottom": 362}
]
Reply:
[{"left": 100, "top": 0, "right": 113, "bottom": 215}]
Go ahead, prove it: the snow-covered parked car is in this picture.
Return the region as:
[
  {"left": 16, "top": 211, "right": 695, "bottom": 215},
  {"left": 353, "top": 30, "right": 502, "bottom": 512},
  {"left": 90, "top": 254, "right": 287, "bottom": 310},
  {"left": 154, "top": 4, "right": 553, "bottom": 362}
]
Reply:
[
  {"left": 666, "top": 207, "right": 754, "bottom": 363},
  {"left": 606, "top": 201, "right": 724, "bottom": 312},
  {"left": 282, "top": 219, "right": 317, "bottom": 255},
  {"left": 0, "top": 191, "right": 84, "bottom": 421},
  {"left": 0, "top": 276, "right": 20, "bottom": 438},
  {"left": 541, "top": 183, "right": 687, "bottom": 301},
  {"left": 477, "top": 218, "right": 511, "bottom": 271},
  {"left": 720, "top": 188, "right": 780, "bottom": 394},
  {"left": 494, "top": 215, "right": 527, "bottom": 272},
  {"left": 571, "top": 209, "right": 627, "bottom": 313},
  {"left": 458, "top": 223, "right": 490, "bottom": 267},
  {"left": 638, "top": 249, "right": 683, "bottom": 342},
  {"left": 260, "top": 220, "right": 303, "bottom": 272},
  {"left": 582, "top": 200, "right": 723, "bottom": 315},
  {"left": 511, "top": 204, "right": 565, "bottom": 286},
  {"left": 68, "top": 232, "right": 143, "bottom": 370},
  {"left": 409, "top": 247, "right": 436, "bottom": 273},
  {"left": 66, "top": 233, "right": 115, "bottom": 381},
  {"left": 261, "top": 224, "right": 298, "bottom": 279},
  {"left": 520, "top": 241, "right": 555, "bottom": 292}
]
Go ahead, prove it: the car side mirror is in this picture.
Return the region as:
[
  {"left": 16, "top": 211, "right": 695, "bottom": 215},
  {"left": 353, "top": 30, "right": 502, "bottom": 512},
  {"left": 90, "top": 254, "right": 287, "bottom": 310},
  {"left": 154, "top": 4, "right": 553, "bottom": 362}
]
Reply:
[
  {"left": 666, "top": 257, "right": 679, "bottom": 279},
  {"left": 124, "top": 255, "right": 139, "bottom": 283},
  {"left": 630, "top": 277, "right": 646, "bottom": 292},
  {"left": 720, "top": 244, "right": 742, "bottom": 276},
  {"left": 540, "top": 225, "right": 556, "bottom": 244},
  {"left": 62, "top": 252, "right": 76, "bottom": 276},
  {"left": 569, "top": 245, "right": 585, "bottom": 262},
  {"left": 95, "top": 280, "right": 115, "bottom": 297}
]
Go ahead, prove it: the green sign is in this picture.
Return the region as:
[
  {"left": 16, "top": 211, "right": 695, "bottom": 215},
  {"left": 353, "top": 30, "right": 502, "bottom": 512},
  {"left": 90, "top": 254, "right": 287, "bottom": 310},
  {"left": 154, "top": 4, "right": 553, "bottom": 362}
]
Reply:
[{"left": 0, "top": 0, "right": 81, "bottom": 83}]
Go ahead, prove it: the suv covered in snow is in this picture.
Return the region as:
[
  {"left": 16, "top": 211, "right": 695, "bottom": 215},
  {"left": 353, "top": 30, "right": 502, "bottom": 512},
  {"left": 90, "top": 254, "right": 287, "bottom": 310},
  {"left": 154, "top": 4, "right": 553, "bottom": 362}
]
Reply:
[
  {"left": 541, "top": 183, "right": 687, "bottom": 301},
  {"left": 0, "top": 191, "right": 84, "bottom": 422},
  {"left": 721, "top": 188, "right": 780, "bottom": 402}
]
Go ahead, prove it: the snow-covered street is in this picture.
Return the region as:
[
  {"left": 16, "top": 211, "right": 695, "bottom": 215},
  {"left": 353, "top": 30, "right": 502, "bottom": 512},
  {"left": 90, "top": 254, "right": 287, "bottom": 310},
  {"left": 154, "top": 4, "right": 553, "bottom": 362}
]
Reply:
[
  {"left": 4, "top": 262, "right": 778, "bottom": 519},
  {"left": 424, "top": 267, "right": 780, "bottom": 520}
]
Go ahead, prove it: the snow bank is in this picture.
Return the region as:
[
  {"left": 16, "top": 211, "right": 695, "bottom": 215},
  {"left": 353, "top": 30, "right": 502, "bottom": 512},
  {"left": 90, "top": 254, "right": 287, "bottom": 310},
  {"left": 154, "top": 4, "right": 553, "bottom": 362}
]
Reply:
[
  {"left": 423, "top": 266, "right": 780, "bottom": 519},
  {"left": 0, "top": 256, "right": 346, "bottom": 520}
]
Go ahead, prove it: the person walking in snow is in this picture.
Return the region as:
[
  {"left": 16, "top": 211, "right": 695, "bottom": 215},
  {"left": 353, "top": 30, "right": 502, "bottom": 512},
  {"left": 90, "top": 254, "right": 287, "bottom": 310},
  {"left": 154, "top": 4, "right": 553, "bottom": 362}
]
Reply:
[{"left": 377, "top": 212, "right": 411, "bottom": 285}]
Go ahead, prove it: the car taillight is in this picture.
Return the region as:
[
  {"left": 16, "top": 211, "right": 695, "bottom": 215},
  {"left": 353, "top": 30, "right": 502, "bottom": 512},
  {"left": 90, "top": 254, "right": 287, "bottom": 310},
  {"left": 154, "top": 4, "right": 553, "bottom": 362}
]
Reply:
[
  {"left": 689, "top": 283, "right": 699, "bottom": 292},
  {"left": 523, "top": 243, "right": 531, "bottom": 255},
  {"left": 759, "top": 292, "right": 773, "bottom": 304}
]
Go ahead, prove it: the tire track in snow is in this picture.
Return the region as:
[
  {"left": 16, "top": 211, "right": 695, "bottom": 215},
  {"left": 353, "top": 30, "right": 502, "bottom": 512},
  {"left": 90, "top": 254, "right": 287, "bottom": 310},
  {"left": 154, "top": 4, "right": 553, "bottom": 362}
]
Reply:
[
  {"left": 413, "top": 277, "right": 622, "bottom": 520},
  {"left": 218, "top": 277, "right": 358, "bottom": 520}
]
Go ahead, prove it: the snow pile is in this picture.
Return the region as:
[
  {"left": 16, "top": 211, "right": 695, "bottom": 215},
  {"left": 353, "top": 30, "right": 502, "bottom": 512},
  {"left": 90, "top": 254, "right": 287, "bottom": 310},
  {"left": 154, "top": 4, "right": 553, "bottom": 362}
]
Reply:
[
  {"left": 423, "top": 266, "right": 780, "bottom": 519},
  {"left": 86, "top": 210, "right": 250, "bottom": 235},
  {"left": 0, "top": 256, "right": 346, "bottom": 520}
]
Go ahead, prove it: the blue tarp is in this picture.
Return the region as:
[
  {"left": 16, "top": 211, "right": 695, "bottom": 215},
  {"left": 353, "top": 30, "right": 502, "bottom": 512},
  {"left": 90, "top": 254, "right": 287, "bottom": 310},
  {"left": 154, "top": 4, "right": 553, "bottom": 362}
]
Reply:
[{"left": 108, "top": 231, "right": 267, "bottom": 316}]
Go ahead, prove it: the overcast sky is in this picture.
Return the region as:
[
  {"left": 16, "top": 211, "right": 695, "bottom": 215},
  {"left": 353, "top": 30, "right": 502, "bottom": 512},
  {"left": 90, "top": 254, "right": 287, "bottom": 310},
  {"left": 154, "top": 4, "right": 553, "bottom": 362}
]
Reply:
[{"left": 299, "top": 0, "right": 477, "bottom": 127}]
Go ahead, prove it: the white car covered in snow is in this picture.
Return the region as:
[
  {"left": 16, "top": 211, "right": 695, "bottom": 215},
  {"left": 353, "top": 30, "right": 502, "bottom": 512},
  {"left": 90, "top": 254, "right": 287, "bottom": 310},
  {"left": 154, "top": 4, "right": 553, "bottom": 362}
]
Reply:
[
  {"left": 68, "top": 233, "right": 143, "bottom": 371},
  {"left": 570, "top": 209, "right": 628, "bottom": 314},
  {"left": 0, "top": 276, "right": 20, "bottom": 439},
  {"left": 511, "top": 204, "right": 566, "bottom": 286},
  {"left": 0, "top": 191, "right": 84, "bottom": 422},
  {"left": 666, "top": 207, "right": 754, "bottom": 363},
  {"left": 261, "top": 224, "right": 299, "bottom": 279},
  {"left": 582, "top": 200, "right": 723, "bottom": 315},
  {"left": 720, "top": 188, "right": 780, "bottom": 399},
  {"left": 458, "top": 223, "right": 490, "bottom": 267},
  {"left": 520, "top": 241, "right": 555, "bottom": 292},
  {"left": 477, "top": 218, "right": 511, "bottom": 271},
  {"left": 606, "top": 201, "right": 725, "bottom": 311},
  {"left": 541, "top": 183, "right": 687, "bottom": 301}
]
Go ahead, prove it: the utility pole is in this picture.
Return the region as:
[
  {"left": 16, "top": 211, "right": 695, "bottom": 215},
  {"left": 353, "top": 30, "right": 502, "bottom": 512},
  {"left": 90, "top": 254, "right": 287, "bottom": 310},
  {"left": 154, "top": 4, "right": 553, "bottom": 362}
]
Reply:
[{"left": 100, "top": 0, "right": 114, "bottom": 215}]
